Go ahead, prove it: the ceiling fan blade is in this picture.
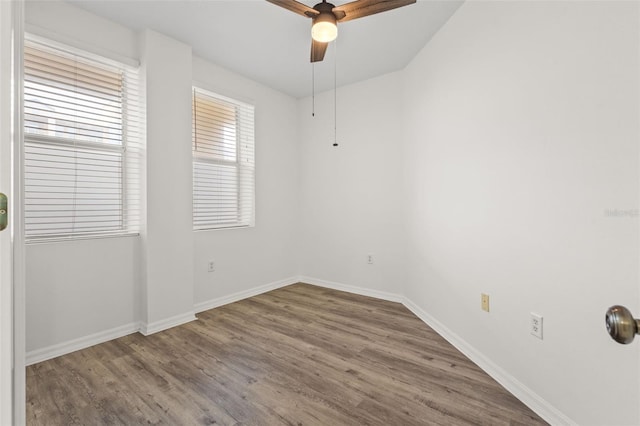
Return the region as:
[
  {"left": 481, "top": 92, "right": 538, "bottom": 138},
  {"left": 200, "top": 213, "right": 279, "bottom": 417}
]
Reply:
[
  {"left": 332, "top": 9, "right": 347, "bottom": 20},
  {"left": 333, "top": 0, "right": 416, "bottom": 22},
  {"left": 310, "top": 39, "right": 328, "bottom": 63},
  {"left": 266, "top": 0, "right": 319, "bottom": 18}
]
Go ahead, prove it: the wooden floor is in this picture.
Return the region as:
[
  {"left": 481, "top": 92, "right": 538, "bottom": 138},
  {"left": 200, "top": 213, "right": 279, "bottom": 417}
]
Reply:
[{"left": 27, "top": 283, "right": 547, "bottom": 425}]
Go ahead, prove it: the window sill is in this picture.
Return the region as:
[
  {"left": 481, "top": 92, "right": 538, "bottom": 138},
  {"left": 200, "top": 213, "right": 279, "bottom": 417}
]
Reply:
[{"left": 25, "top": 232, "right": 140, "bottom": 245}]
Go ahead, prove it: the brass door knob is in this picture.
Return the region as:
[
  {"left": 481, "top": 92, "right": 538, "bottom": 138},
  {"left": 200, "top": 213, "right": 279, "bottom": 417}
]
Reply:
[
  {"left": 0, "top": 193, "right": 6, "bottom": 231},
  {"left": 605, "top": 305, "right": 640, "bottom": 344}
]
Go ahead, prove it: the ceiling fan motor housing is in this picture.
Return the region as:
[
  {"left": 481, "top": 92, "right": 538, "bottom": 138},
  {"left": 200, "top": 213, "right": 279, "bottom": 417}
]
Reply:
[{"left": 314, "top": 1, "right": 336, "bottom": 13}]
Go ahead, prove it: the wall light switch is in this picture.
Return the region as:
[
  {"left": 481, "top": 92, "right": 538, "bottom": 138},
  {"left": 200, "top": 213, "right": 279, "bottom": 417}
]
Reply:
[{"left": 481, "top": 293, "right": 490, "bottom": 312}]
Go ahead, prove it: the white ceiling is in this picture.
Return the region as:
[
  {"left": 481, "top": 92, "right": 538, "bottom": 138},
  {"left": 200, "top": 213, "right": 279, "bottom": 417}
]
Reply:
[{"left": 68, "top": 0, "right": 464, "bottom": 98}]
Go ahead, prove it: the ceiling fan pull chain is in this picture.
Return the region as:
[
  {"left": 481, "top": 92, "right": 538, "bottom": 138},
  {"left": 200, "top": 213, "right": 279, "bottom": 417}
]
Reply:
[
  {"left": 312, "top": 62, "right": 315, "bottom": 117},
  {"left": 333, "top": 40, "right": 338, "bottom": 147}
]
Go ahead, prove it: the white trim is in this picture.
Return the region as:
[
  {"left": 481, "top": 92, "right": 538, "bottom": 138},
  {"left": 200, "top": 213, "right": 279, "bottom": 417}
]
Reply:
[
  {"left": 298, "top": 276, "right": 403, "bottom": 303},
  {"left": 25, "top": 24, "right": 139, "bottom": 68},
  {"left": 0, "top": 2, "right": 17, "bottom": 422},
  {"left": 22, "top": 274, "right": 575, "bottom": 425},
  {"left": 194, "top": 276, "right": 299, "bottom": 313},
  {"left": 297, "top": 277, "right": 574, "bottom": 425},
  {"left": 139, "top": 312, "right": 196, "bottom": 336},
  {"left": 192, "top": 76, "right": 256, "bottom": 108},
  {"left": 11, "top": 1, "right": 26, "bottom": 423},
  {"left": 402, "top": 298, "right": 576, "bottom": 426},
  {"left": 25, "top": 276, "right": 299, "bottom": 366},
  {"left": 25, "top": 322, "right": 139, "bottom": 366}
]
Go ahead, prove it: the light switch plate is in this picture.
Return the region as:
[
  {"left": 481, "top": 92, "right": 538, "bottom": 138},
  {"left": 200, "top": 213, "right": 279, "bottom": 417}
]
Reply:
[{"left": 481, "top": 294, "right": 490, "bottom": 312}]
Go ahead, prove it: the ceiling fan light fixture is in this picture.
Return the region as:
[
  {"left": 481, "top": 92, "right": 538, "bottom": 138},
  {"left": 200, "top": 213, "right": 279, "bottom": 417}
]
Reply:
[{"left": 311, "top": 12, "right": 338, "bottom": 43}]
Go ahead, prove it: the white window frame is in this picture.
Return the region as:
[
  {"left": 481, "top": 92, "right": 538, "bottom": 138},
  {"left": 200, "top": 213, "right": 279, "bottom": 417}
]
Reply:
[
  {"left": 192, "top": 87, "right": 255, "bottom": 231},
  {"left": 23, "top": 35, "right": 142, "bottom": 242}
]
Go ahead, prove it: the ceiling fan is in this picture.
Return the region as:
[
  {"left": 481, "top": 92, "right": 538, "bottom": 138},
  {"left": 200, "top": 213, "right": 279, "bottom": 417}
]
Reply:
[{"left": 267, "top": 0, "right": 416, "bottom": 62}]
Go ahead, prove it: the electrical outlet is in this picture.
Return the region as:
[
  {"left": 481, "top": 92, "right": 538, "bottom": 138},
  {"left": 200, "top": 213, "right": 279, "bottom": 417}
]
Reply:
[
  {"left": 481, "top": 293, "right": 490, "bottom": 312},
  {"left": 367, "top": 254, "right": 374, "bottom": 264},
  {"left": 207, "top": 261, "right": 215, "bottom": 272},
  {"left": 531, "top": 313, "right": 543, "bottom": 339}
]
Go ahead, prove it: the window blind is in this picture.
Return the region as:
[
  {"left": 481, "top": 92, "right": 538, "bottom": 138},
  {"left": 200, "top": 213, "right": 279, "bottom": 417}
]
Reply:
[
  {"left": 192, "top": 87, "right": 255, "bottom": 230},
  {"left": 23, "top": 38, "right": 143, "bottom": 241}
]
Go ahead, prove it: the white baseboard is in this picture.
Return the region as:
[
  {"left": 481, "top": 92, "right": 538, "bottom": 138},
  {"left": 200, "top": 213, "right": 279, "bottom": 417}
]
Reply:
[
  {"left": 27, "top": 312, "right": 198, "bottom": 365},
  {"left": 139, "top": 311, "right": 196, "bottom": 336},
  {"left": 24, "top": 274, "right": 574, "bottom": 426},
  {"left": 299, "top": 276, "right": 403, "bottom": 303},
  {"left": 194, "top": 276, "right": 300, "bottom": 314},
  {"left": 299, "top": 277, "right": 573, "bottom": 424},
  {"left": 27, "top": 276, "right": 299, "bottom": 366},
  {"left": 26, "top": 322, "right": 140, "bottom": 366},
  {"left": 402, "top": 298, "right": 576, "bottom": 426}
]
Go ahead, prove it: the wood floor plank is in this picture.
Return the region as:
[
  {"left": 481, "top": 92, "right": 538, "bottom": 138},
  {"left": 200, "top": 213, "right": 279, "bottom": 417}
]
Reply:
[{"left": 26, "top": 283, "right": 547, "bottom": 425}]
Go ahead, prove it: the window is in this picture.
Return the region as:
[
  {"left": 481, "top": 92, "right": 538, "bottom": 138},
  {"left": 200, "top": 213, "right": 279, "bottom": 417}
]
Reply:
[
  {"left": 23, "top": 38, "right": 142, "bottom": 242},
  {"left": 192, "top": 87, "right": 255, "bottom": 230}
]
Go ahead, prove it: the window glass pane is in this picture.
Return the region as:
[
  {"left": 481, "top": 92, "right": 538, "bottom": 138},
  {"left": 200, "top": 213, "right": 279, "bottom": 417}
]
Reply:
[
  {"left": 24, "top": 45, "right": 123, "bottom": 146},
  {"left": 193, "top": 161, "right": 239, "bottom": 226},
  {"left": 24, "top": 142, "right": 123, "bottom": 238},
  {"left": 193, "top": 92, "right": 237, "bottom": 162}
]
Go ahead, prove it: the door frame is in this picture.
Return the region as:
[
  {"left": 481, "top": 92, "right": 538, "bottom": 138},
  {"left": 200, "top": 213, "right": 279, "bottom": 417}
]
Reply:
[
  {"left": 1, "top": 0, "right": 25, "bottom": 424},
  {"left": 0, "top": 0, "right": 13, "bottom": 420}
]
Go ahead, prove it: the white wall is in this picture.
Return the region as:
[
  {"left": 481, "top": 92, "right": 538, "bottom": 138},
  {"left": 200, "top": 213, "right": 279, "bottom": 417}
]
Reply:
[
  {"left": 25, "top": 1, "right": 142, "bottom": 354},
  {"left": 402, "top": 1, "right": 639, "bottom": 425},
  {"left": 297, "top": 72, "right": 406, "bottom": 296},
  {"left": 25, "top": 238, "right": 140, "bottom": 352},
  {"left": 25, "top": 1, "right": 138, "bottom": 64},
  {"left": 24, "top": 1, "right": 300, "bottom": 354},
  {"left": 140, "top": 29, "right": 195, "bottom": 331},
  {"left": 22, "top": 1, "right": 640, "bottom": 424},
  {"left": 192, "top": 57, "right": 300, "bottom": 307}
]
